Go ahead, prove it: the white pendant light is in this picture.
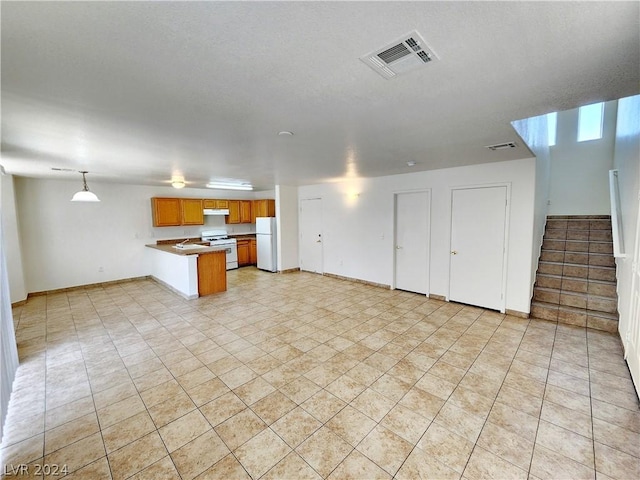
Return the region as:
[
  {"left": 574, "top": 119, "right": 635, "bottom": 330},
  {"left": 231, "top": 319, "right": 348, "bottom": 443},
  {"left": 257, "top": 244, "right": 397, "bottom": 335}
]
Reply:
[{"left": 71, "top": 171, "right": 100, "bottom": 202}]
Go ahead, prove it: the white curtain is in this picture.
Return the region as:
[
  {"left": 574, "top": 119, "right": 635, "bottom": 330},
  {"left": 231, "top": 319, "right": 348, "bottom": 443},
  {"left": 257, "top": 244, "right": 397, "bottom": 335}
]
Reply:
[{"left": 0, "top": 207, "right": 19, "bottom": 442}]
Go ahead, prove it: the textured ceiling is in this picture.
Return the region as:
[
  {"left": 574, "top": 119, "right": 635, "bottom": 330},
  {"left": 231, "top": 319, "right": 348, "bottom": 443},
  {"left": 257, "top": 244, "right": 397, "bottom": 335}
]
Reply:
[{"left": 1, "top": 1, "right": 639, "bottom": 190}]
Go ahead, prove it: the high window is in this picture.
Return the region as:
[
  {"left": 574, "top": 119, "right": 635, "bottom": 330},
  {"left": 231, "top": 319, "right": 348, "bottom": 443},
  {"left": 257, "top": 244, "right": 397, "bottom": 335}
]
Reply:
[{"left": 577, "top": 102, "right": 604, "bottom": 142}]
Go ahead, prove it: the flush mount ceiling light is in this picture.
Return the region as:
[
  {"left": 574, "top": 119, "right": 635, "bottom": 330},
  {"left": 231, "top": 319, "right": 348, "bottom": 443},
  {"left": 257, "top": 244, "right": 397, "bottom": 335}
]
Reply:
[
  {"left": 206, "top": 182, "right": 253, "bottom": 191},
  {"left": 171, "top": 176, "right": 186, "bottom": 189},
  {"left": 71, "top": 171, "right": 100, "bottom": 202},
  {"left": 278, "top": 131, "right": 294, "bottom": 136},
  {"left": 406, "top": 161, "right": 417, "bottom": 167}
]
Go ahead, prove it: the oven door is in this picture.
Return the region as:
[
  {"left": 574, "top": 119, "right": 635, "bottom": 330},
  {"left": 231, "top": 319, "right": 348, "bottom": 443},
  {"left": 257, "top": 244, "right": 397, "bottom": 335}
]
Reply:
[{"left": 224, "top": 243, "right": 238, "bottom": 270}]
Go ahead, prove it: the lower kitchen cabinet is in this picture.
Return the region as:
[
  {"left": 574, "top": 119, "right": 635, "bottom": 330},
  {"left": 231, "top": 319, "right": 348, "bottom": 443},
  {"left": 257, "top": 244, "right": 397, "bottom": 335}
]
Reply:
[
  {"left": 237, "top": 239, "right": 250, "bottom": 266},
  {"left": 197, "top": 251, "right": 227, "bottom": 295},
  {"left": 249, "top": 239, "right": 257, "bottom": 265}
]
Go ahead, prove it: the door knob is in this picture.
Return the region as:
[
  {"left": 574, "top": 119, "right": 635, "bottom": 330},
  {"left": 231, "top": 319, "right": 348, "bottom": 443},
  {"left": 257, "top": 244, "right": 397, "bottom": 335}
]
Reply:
[
  {"left": 451, "top": 250, "right": 458, "bottom": 255},
  {"left": 396, "top": 245, "right": 402, "bottom": 249},
  {"left": 316, "top": 240, "right": 322, "bottom": 243}
]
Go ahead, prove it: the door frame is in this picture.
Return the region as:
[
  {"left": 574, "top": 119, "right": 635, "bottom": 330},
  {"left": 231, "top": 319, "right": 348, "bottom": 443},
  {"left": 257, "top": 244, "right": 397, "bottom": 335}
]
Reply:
[
  {"left": 447, "top": 182, "right": 511, "bottom": 313},
  {"left": 298, "top": 197, "right": 324, "bottom": 274},
  {"left": 392, "top": 189, "right": 431, "bottom": 296}
]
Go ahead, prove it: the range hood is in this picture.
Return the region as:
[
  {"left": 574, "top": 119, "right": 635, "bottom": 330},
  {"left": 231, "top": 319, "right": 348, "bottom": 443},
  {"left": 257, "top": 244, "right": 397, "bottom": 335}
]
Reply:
[{"left": 203, "top": 208, "right": 230, "bottom": 216}]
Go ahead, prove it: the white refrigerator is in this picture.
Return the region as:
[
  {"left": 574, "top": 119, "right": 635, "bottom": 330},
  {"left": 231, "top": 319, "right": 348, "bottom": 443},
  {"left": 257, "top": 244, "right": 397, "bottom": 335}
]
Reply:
[{"left": 256, "top": 217, "right": 277, "bottom": 272}]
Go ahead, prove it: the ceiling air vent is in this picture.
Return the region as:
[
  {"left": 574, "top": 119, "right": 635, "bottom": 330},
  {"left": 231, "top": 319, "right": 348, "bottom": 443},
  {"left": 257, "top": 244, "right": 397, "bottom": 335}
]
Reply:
[
  {"left": 486, "top": 142, "right": 517, "bottom": 151},
  {"left": 360, "top": 30, "right": 437, "bottom": 79}
]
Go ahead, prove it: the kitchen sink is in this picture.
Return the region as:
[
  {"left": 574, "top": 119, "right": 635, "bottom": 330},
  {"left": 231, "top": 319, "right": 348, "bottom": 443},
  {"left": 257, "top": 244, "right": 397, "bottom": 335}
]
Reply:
[{"left": 173, "top": 243, "right": 208, "bottom": 250}]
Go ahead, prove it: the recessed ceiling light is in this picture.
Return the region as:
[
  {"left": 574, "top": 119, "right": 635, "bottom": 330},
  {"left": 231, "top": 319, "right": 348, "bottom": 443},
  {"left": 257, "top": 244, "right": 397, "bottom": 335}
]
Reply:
[
  {"left": 406, "top": 161, "right": 417, "bottom": 167},
  {"left": 278, "top": 131, "right": 294, "bottom": 136}
]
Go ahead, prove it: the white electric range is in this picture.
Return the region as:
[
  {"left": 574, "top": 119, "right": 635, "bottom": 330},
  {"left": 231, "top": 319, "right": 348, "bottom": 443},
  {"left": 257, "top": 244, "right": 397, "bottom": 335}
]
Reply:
[{"left": 201, "top": 230, "right": 238, "bottom": 270}]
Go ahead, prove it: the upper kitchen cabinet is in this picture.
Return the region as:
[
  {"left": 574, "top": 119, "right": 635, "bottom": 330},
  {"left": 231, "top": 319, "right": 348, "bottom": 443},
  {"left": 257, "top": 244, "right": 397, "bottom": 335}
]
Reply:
[
  {"left": 151, "top": 197, "right": 204, "bottom": 227},
  {"left": 252, "top": 199, "right": 275, "bottom": 222},
  {"left": 226, "top": 200, "right": 252, "bottom": 224},
  {"left": 240, "top": 200, "right": 252, "bottom": 223},
  {"left": 226, "top": 200, "right": 241, "bottom": 224},
  {"left": 203, "top": 199, "right": 229, "bottom": 209},
  {"left": 152, "top": 197, "right": 181, "bottom": 226},
  {"left": 181, "top": 198, "right": 204, "bottom": 225}
]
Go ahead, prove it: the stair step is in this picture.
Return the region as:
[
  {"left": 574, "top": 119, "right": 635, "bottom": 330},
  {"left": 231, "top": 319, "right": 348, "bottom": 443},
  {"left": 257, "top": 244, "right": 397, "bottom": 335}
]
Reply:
[
  {"left": 532, "top": 288, "right": 618, "bottom": 311},
  {"left": 541, "top": 240, "right": 614, "bottom": 255},
  {"left": 531, "top": 215, "right": 619, "bottom": 333},
  {"left": 530, "top": 301, "right": 619, "bottom": 331},
  {"left": 537, "top": 253, "right": 616, "bottom": 268},
  {"left": 544, "top": 230, "right": 614, "bottom": 242},
  {"left": 535, "top": 265, "right": 617, "bottom": 283}
]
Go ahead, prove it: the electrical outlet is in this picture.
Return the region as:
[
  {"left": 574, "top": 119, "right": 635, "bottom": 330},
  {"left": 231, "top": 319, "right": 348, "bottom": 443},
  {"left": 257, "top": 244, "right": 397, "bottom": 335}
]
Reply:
[{"left": 98, "top": 266, "right": 104, "bottom": 273}]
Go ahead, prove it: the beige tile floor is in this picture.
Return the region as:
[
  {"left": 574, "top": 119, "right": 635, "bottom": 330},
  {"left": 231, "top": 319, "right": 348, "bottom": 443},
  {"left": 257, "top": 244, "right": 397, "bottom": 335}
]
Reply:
[{"left": 1, "top": 268, "right": 639, "bottom": 479}]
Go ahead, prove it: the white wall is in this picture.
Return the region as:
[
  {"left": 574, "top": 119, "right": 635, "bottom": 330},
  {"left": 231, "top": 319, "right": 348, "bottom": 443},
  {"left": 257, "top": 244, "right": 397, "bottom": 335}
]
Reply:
[
  {"left": 13, "top": 178, "right": 271, "bottom": 293},
  {"left": 512, "top": 113, "right": 552, "bottom": 298},
  {"left": 0, "top": 173, "right": 20, "bottom": 441},
  {"left": 1, "top": 174, "right": 27, "bottom": 303},
  {"left": 275, "top": 185, "right": 299, "bottom": 271},
  {"left": 548, "top": 100, "right": 618, "bottom": 215},
  {"left": 298, "top": 158, "right": 537, "bottom": 314},
  {"left": 612, "top": 94, "right": 640, "bottom": 392}
]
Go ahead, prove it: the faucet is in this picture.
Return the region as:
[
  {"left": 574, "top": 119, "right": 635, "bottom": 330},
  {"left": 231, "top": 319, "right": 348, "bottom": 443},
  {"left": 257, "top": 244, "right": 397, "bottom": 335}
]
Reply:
[{"left": 176, "top": 238, "right": 191, "bottom": 247}]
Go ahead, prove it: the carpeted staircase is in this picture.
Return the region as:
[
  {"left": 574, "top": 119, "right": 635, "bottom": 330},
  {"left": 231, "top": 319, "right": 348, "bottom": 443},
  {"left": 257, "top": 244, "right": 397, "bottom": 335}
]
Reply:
[{"left": 530, "top": 215, "right": 619, "bottom": 332}]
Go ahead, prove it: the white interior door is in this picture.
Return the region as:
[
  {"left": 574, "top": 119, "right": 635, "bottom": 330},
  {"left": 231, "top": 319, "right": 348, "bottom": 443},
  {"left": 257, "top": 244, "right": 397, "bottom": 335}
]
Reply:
[
  {"left": 395, "top": 191, "right": 430, "bottom": 295},
  {"left": 450, "top": 186, "right": 508, "bottom": 311},
  {"left": 299, "top": 198, "right": 323, "bottom": 274},
  {"left": 626, "top": 204, "right": 640, "bottom": 390}
]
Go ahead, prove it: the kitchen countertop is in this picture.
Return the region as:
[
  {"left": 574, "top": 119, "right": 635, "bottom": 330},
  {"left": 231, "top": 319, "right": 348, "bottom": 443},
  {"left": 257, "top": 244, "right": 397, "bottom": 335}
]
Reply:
[
  {"left": 231, "top": 234, "right": 256, "bottom": 240},
  {"left": 145, "top": 243, "right": 228, "bottom": 256}
]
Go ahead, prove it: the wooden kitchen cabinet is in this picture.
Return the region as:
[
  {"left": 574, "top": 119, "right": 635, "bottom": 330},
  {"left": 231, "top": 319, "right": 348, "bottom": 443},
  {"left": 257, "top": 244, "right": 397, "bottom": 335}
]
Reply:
[
  {"left": 181, "top": 198, "right": 204, "bottom": 225},
  {"left": 226, "top": 200, "right": 241, "bottom": 224},
  {"left": 249, "top": 239, "right": 257, "bottom": 265},
  {"left": 203, "top": 199, "right": 229, "bottom": 209},
  {"left": 152, "top": 197, "right": 182, "bottom": 226},
  {"left": 237, "top": 239, "right": 250, "bottom": 266},
  {"left": 227, "top": 200, "right": 252, "bottom": 224},
  {"left": 197, "top": 251, "right": 226, "bottom": 295},
  {"left": 253, "top": 199, "right": 275, "bottom": 222},
  {"left": 240, "top": 200, "right": 252, "bottom": 223},
  {"left": 151, "top": 197, "right": 204, "bottom": 227}
]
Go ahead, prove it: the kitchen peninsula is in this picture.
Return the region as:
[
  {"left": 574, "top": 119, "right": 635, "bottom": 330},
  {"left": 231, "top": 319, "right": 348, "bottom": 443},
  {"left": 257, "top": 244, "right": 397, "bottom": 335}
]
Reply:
[{"left": 146, "top": 241, "right": 227, "bottom": 299}]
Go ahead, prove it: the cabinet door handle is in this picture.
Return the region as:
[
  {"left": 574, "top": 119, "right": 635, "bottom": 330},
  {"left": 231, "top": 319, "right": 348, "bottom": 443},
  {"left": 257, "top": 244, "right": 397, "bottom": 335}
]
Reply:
[{"left": 451, "top": 250, "right": 458, "bottom": 255}]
